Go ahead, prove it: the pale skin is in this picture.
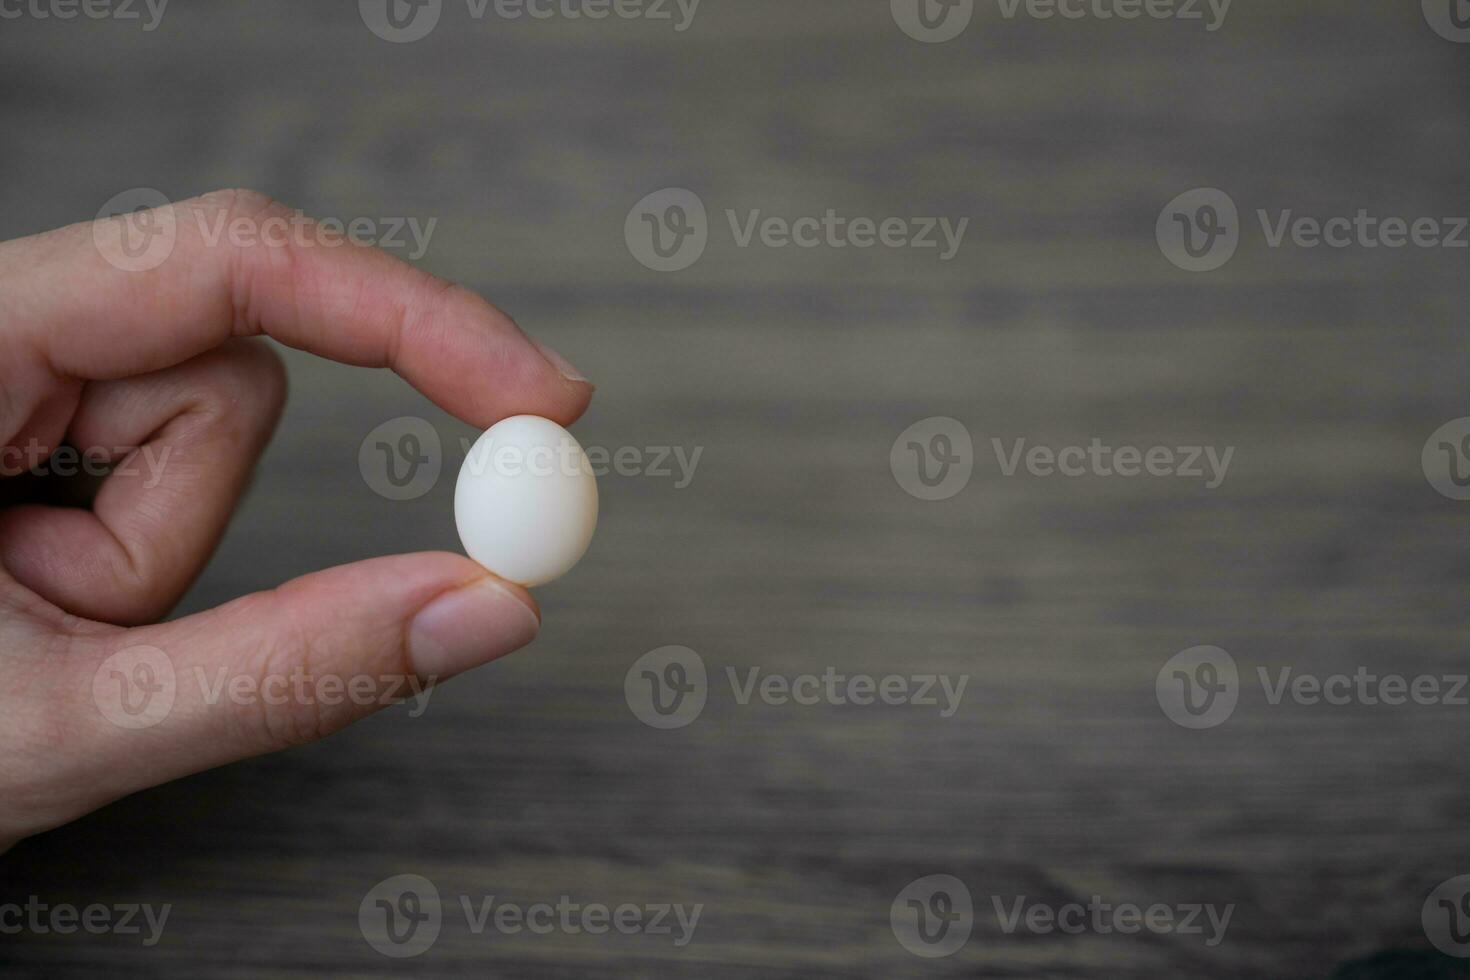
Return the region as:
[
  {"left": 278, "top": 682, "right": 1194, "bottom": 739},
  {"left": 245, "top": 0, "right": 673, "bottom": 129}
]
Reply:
[{"left": 0, "top": 190, "right": 593, "bottom": 853}]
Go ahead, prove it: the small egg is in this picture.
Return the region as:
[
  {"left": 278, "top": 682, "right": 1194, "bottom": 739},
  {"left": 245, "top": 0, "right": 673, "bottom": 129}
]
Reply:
[{"left": 454, "top": 416, "right": 599, "bottom": 587}]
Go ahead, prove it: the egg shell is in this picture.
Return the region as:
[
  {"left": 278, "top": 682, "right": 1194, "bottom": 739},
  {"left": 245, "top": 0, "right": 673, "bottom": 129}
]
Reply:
[{"left": 454, "top": 416, "right": 599, "bottom": 587}]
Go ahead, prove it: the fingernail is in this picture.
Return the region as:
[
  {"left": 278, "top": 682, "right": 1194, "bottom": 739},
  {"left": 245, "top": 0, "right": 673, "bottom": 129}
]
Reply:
[
  {"left": 408, "top": 578, "right": 540, "bottom": 680},
  {"left": 532, "top": 339, "right": 590, "bottom": 384}
]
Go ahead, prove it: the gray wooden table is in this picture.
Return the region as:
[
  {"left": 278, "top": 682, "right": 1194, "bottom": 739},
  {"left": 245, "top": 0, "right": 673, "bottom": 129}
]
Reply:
[{"left": 3, "top": 2, "right": 1470, "bottom": 976}]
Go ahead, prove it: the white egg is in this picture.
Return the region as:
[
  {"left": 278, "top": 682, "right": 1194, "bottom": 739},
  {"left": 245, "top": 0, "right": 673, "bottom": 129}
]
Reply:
[{"left": 454, "top": 416, "right": 599, "bottom": 587}]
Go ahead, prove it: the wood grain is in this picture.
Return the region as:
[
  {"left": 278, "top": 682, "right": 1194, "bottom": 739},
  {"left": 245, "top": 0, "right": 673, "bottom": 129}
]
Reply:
[{"left": 2, "top": 1, "right": 1470, "bottom": 976}]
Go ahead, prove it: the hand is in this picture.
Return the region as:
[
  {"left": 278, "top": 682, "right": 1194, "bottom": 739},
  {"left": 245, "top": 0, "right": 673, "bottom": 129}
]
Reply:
[{"left": 0, "top": 190, "right": 592, "bottom": 852}]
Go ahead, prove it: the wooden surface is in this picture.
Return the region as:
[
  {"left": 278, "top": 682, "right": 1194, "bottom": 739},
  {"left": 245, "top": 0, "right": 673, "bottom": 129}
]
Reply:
[{"left": 3, "top": 2, "right": 1470, "bottom": 976}]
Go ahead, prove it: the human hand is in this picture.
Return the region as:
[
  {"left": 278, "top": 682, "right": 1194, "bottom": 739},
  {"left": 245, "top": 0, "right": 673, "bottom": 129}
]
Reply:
[{"left": 0, "top": 190, "right": 592, "bottom": 852}]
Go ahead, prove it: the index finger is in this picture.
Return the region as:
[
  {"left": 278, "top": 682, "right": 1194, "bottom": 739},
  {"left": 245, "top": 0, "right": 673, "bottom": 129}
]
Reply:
[{"left": 0, "top": 189, "right": 592, "bottom": 433}]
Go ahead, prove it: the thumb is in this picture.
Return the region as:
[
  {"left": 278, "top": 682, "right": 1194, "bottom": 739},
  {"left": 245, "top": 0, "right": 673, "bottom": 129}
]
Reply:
[{"left": 67, "top": 553, "right": 538, "bottom": 808}]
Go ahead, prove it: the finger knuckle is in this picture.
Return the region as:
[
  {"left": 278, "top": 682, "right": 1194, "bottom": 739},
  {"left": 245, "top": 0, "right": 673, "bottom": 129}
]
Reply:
[
  {"left": 234, "top": 608, "right": 334, "bottom": 751},
  {"left": 191, "top": 187, "right": 282, "bottom": 221},
  {"left": 394, "top": 270, "right": 473, "bottom": 351}
]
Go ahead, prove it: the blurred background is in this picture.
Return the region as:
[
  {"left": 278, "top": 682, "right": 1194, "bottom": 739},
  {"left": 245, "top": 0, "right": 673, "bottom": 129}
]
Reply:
[{"left": 3, "top": 1, "right": 1470, "bottom": 976}]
